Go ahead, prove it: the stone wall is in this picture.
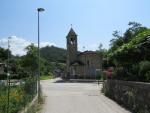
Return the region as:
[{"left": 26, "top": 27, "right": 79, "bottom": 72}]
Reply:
[
  {"left": 78, "top": 53, "right": 102, "bottom": 78},
  {"left": 103, "top": 80, "right": 150, "bottom": 113}
]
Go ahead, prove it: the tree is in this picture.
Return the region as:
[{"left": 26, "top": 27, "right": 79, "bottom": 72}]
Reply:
[
  {"left": 109, "top": 22, "right": 148, "bottom": 52},
  {"left": 109, "top": 31, "right": 124, "bottom": 51},
  {"left": 97, "top": 43, "right": 107, "bottom": 55},
  {"left": 112, "top": 30, "right": 122, "bottom": 38},
  {"left": 96, "top": 43, "right": 108, "bottom": 69},
  {"left": 0, "top": 47, "right": 11, "bottom": 61},
  {"left": 123, "top": 22, "right": 147, "bottom": 43},
  {"left": 128, "top": 21, "right": 142, "bottom": 31},
  {"left": 21, "top": 44, "right": 38, "bottom": 73},
  {"left": 97, "top": 43, "right": 107, "bottom": 57},
  {"left": 98, "top": 43, "right": 103, "bottom": 51},
  {"left": 108, "top": 22, "right": 150, "bottom": 82}
]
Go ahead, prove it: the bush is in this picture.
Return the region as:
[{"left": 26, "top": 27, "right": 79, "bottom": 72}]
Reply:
[
  {"left": 0, "top": 85, "right": 7, "bottom": 113},
  {"left": 145, "top": 71, "right": 150, "bottom": 82},
  {"left": 102, "top": 71, "right": 107, "bottom": 80},
  {"left": 111, "top": 61, "right": 150, "bottom": 82},
  {"left": 113, "top": 67, "right": 126, "bottom": 80},
  {"left": 131, "top": 64, "right": 140, "bottom": 76},
  {"left": 139, "top": 61, "right": 150, "bottom": 82},
  {"left": 125, "top": 64, "right": 140, "bottom": 81},
  {"left": 0, "top": 73, "right": 7, "bottom": 80}
]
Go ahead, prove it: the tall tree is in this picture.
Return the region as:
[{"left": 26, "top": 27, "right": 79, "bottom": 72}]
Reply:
[
  {"left": 0, "top": 47, "right": 11, "bottom": 61},
  {"left": 123, "top": 22, "right": 147, "bottom": 43},
  {"left": 109, "top": 31, "right": 124, "bottom": 51},
  {"left": 21, "top": 44, "right": 38, "bottom": 73}
]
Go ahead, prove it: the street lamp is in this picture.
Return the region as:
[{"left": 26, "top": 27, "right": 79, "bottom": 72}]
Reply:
[{"left": 37, "top": 8, "right": 44, "bottom": 102}]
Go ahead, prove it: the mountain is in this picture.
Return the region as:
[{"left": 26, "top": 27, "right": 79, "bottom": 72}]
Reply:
[{"left": 40, "top": 46, "right": 67, "bottom": 63}]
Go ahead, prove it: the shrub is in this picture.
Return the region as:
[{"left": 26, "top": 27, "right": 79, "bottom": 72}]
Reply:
[
  {"left": 145, "top": 71, "right": 150, "bottom": 82},
  {"left": 102, "top": 71, "right": 107, "bottom": 80},
  {"left": 0, "top": 73, "right": 7, "bottom": 80},
  {"left": 131, "top": 64, "right": 140, "bottom": 76},
  {"left": 139, "top": 60, "right": 150, "bottom": 82},
  {"left": 113, "top": 67, "right": 126, "bottom": 80},
  {"left": 0, "top": 85, "right": 7, "bottom": 113}
]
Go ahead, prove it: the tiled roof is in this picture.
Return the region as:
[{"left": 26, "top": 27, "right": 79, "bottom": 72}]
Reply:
[{"left": 78, "top": 51, "right": 97, "bottom": 55}]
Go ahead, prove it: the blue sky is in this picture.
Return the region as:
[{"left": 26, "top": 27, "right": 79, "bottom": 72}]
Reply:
[{"left": 0, "top": 0, "right": 150, "bottom": 55}]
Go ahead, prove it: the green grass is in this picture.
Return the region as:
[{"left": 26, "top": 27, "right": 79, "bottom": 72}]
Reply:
[
  {"left": 0, "top": 78, "right": 37, "bottom": 113},
  {"left": 40, "top": 75, "right": 54, "bottom": 80},
  {"left": 26, "top": 90, "right": 44, "bottom": 113},
  {"left": 26, "top": 100, "right": 43, "bottom": 113}
]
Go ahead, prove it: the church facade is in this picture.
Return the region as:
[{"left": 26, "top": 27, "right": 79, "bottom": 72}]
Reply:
[{"left": 66, "top": 28, "right": 102, "bottom": 79}]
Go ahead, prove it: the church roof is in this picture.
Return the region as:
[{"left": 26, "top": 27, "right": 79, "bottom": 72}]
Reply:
[
  {"left": 78, "top": 51, "right": 97, "bottom": 55},
  {"left": 67, "top": 28, "right": 77, "bottom": 36}
]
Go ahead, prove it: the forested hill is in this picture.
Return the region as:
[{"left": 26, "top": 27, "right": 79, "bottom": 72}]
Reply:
[{"left": 40, "top": 46, "right": 67, "bottom": 63}]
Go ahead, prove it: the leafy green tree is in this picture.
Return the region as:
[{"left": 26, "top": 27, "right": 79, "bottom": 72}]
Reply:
[
  {"left": 97, "top": 43, "right": 107, "bottom": 57},
  {"left": 96, "top": 43, "right": 108, "bottom": 68},
  {"left": 21, "top": 44, "right": 38, "bottom": 73},
  {"left": 0, "top": 47, "right": 11, "bottom": 61},
  {"left": 109, "top": 22, "right": 147, "bottom": 52},
  {"left": 109, "top": 31, "right": 124, "bottom": 51},
  {"left": 123, "top": 22, "right": 147, "bottom": 43},
  {"left": 108, "top": 21, "right": 150, "bottom": 82}
]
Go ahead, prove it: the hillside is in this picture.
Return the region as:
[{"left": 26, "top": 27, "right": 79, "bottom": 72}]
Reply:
[{"left": 40, "top": 46, "right": 67, "bottom": 63}]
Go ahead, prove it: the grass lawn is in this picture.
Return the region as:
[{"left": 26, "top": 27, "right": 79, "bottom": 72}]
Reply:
[{"left": 40, "top": 75, "right": 54, "bottom": 80}]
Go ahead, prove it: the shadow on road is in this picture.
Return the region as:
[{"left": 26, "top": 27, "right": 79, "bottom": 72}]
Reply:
[{"left": 53, "top": 78, "right": 103, "bottom": 84}]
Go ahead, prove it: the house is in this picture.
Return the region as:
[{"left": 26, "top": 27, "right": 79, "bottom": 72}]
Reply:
[{"left": 0, "top": 63, "right": 6, "bottom": 74}]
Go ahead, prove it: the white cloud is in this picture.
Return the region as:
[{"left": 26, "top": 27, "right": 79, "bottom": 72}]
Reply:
[
  {"left": 0, "top": 36, "right": 55, "bottom": 56},
  {"left": 34, "top": 42, "right": 56, "bottom": 48}
]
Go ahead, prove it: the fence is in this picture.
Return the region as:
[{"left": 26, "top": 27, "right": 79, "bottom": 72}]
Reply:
[{"left": 0, "top": 73, "right": 37, "bottom": 113}]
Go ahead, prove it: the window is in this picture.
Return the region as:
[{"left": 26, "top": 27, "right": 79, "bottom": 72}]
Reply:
[{"left": 70, "top": 38, "right": 75, "bottom": 45}]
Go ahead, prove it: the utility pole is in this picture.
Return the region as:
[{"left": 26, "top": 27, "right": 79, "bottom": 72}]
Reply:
[{"left": 7, "top": 37, "right": 11, "bottom": 113}]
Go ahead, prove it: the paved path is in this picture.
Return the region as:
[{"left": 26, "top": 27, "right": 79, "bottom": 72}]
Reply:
[{"left": 40, "top": 78, "right": 131, "bottom": 113}]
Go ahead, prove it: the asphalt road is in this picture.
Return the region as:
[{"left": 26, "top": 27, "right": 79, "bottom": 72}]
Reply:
[{"left": 40, "top": 78, "right": 131, "bottom": 113}]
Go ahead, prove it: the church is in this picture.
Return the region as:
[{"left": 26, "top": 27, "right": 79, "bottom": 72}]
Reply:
[{"left": 66, "top": 28, "right": 102, "bottom": 79}]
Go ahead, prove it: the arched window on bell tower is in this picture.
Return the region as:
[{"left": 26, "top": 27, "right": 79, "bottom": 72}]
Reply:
[{"left": 70, "top": 37, "right": 76, "bottom": 45}]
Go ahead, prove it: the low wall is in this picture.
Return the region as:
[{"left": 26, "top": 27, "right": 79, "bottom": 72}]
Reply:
[{"left": 103, "top": 80, "right": 150, "bottom": 113}]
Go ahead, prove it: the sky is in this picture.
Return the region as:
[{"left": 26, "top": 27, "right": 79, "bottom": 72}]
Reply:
[{"left": 0, "top": 0, "right": 150, "bottom": 55}]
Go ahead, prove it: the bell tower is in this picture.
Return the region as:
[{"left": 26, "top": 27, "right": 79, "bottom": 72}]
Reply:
[{"left": 66, "top": 28, "right": 78, "bottom": 76}]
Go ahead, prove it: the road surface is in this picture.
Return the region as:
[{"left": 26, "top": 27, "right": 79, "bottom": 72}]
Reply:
[{"left": 40, "top": 78, "right": 131, "bottom": 113}]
